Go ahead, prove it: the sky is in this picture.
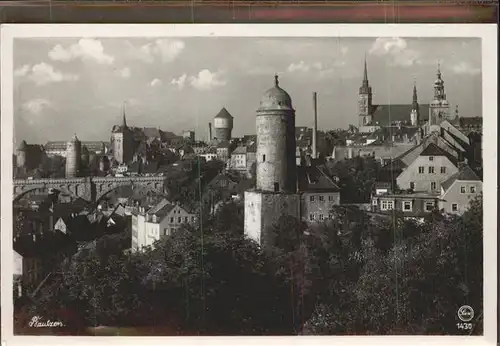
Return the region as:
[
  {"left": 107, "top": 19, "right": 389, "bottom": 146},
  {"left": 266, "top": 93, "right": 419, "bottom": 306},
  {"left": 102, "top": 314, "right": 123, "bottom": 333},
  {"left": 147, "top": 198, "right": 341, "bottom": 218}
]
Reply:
[{"left": 13, "top": 37, "right": 482, "bottom": 145}]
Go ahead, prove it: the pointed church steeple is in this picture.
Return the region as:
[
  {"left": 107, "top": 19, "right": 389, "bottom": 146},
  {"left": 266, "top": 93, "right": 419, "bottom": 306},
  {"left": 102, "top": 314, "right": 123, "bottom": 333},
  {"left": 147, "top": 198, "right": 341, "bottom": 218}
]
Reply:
[
  {"left": 412, "top": 80, "right": 419, "bottom": 111},
  {"left": 362, "top": 55, "right": 369, "bottom": 87},
  {"left": 359, "top": 55, "right": 371, "bottom": 94},
  {"left": 358, "top": 55, "right": 373, "bottom": 127},
  {"left": 122, "top": 102, "right": 128, "bottom": 128}
]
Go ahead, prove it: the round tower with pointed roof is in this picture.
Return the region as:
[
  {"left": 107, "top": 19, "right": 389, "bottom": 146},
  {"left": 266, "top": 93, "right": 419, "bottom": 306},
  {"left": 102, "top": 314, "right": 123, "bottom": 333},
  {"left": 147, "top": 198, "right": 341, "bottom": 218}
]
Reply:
[
  {"left": 16, "top": 140, "right": 28, "bottom": 168},
  {"left": 256, "top": 74, "right": 297, "bottom": 193},
  {"left": 66, "top": 134, "right": 82, "bottom": 178},
  {"left": 213, "top": 107, "right": 234, "bottom": 141}
]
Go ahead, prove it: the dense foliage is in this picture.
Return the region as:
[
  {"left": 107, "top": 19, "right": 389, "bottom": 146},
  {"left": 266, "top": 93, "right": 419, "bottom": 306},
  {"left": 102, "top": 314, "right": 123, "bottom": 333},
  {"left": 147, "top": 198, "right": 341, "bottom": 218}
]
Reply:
[{"left": 21, "top": 193, "right": 483, "bottom": 335}]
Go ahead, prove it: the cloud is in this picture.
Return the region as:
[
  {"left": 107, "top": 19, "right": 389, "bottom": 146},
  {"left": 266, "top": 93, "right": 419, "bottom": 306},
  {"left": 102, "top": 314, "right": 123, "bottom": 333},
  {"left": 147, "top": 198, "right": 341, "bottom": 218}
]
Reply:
[
  {"left": 369, "top": 37, "right": 421, "bottom": 67},
  {"left": 170, "top": 74, "right": 187, "bottom": 90},
  {"left": 20, "top": 63, "right": 79, "bottom": 86},
  {"left": 287, "top": 60, "right": 346, "bottom": 78},
  {"left": 117, "top": 67, "right": 131, "bottom": 79},
  {"left": 189, "top": 70, "right": 226, "bottom": 91},
  {"left": 14, "top": 65, "right": 30, "bottom": 77},
  {"left": 48, "top": 38, "right": 114, "bottom": 64},
  {"left": 22, "top": 98, "right": 53, "bottom": 115},
  {"left": 287, "top": 61, "right": 314, "bottom": 73},
  {"left": 150, "top": 78, "right": 163, "bottom": 87},
  {"left": 449, "top": 62, "right": 481, "bottom": 76},
  {"left": 135, "top": 39, "right": 185, "bottom": 63}
]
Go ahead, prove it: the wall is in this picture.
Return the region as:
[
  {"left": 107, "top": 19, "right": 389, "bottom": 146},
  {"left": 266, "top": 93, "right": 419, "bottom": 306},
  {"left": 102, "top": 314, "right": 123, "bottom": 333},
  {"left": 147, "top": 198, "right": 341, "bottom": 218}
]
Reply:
[
  {"left": 256, "top": 113, "right": 296, "bottom": 193},
  {"left": 301, "top": 192, "right": 341, "bottom": 223},
  {"left": 244, "top": 191, "right": 262, "bottom": 244},
  {"left": 440, "top": 180, "right": 482, "bottom": 215},
  {"left": 397, "top": 154, "right": 458, "bottom": 193}
]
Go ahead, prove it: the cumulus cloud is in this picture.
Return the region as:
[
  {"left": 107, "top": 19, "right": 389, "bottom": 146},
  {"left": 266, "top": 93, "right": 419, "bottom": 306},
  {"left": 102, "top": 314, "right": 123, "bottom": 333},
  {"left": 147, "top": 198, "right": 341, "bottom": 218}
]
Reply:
[
  {"left": 48, "top": 38, "right": 114, "bottom": 64},
  {"left": 288, "top": 61, "right": 314, "bottom": 73},
  {"left": 14, "top": 65, "right": 30, "bottom": 77},
  {"left": 22, "top": 98, "right": 53, "bottom": 115},
  {"left": 150, "top": 78, "right": 163, "bottom": 87},
  {"left": 136, "top": 39, "right": 185, "bottom": 63},
  {"left": 189, "top": 70, "right": 226, "bottom": 91},
  {"left": 287, "top": 60, "right": 345, "bottom": 77},
  {"left": 449, "top": 62, "right": 481, "bottom": 76},
  {"left": 117, "top": 67, "right": 131, "bottom": 79},
  {"left": 369, "top": 37, "right": 421, "bottom": 67},
  {"left": 18, "top": 63, "right": 79, "bottom": 86},
  {"left": 170, "top": 74, "right": 187, "bottom": 90}
]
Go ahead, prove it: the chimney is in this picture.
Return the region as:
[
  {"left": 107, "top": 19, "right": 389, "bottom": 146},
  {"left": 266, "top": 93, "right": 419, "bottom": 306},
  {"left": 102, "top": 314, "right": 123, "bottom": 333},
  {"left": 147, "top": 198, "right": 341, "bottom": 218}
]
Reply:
[
  {"left": 208, "top": 122, "right": 213, "bottom": 142},
  {"left": 312, "top": 92, "right": 318, "bottom": 159}
]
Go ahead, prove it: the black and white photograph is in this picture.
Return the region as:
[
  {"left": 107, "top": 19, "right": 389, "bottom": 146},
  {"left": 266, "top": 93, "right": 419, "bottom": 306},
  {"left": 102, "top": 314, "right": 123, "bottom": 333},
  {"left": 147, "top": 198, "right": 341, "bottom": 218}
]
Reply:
[{"left": 1, "top": 24, "right": 497, "bottom": 344}]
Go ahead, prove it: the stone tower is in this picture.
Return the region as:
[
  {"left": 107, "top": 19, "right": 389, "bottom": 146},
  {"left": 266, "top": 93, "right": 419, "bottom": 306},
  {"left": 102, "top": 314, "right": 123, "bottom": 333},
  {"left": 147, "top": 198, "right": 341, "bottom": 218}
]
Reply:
[
  {"left": 410, "top": 81, "right": 420, "bottom": 126},
  {"left": 256, "top": 74, "right": 297, "bottom": 193},
  {"left": 244, "top": 75, "right": 302, "bottom": 247},
  {"left": 358, "top": 57, "right": 373, "bottom": 128},
  {"left": 111, "top": 109, "right": 134, "bottom": 164},
  {"left": 16, "top": 140, "right": 27, "bottom": 168},
  {"left": 81, "top": 145, "right": 90, "bottom": 168},
  {"left": 429, "top": 63, "right": 449, "bottom": 132},
  {"left": 66, "top": 134, "right": 81, "bottom": 178},
  {"left": 213, "top": 107, "right": 234, "bottom": 141}
]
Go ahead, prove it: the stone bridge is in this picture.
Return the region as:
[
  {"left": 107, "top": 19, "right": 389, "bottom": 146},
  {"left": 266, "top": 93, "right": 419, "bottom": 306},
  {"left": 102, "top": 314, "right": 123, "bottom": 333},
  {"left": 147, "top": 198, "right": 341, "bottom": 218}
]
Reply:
[{"left": 13, "top": 176, "right": 165, "bottom": 203}]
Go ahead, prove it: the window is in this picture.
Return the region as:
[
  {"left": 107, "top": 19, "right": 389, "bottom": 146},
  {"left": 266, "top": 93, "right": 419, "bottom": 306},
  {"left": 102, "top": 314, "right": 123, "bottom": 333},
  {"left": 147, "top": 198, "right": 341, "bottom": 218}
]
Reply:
[
  {"left": 418, "top": 166, "right": 425, "bottom": 174},
  {"left": 328, "top": 214, "right": 333, "bottom": 219},
  {"left": 319, "top": 214, "right": 324, "bottom": 221},
  {"left": 328, "top": 195, "right": 334, "bottom": 201},
  {"left": 177, "top": 217, "right": 182, "bottom": 223},
  {"left": 431, "top": 182, "right": 437, "bottom": 190},
  {"left": 319, "top": 196, "right": 324, "bottom": 202},
  {"left": 470, "top": 186, "right": 476, "bottom": 193},
  {"left": 184, "top": 217, "right": 188, "bottom": 223},
  {"left": 403, "top": 201, "right": 412, "bottom": 211},
  {"left": 310, "top": 195, "right": 315, "bottom": 202},
  {"left": 262, "top": 155, "right": 266, "bottom": 163},
  {"left": 428, "top": 166, "right": 435, "bottom": 174},
  {"left": 309, "top": 213, "right": 315, "bottom": 221},
  {"left": 381, "top": 200, "right": 394, "bottom": 211},
  {"left": 372, "top": 198, "right": 378, "bottom": 206},
  {"left": 425, "top": 202, "right": 435, "bottom": 212},
  {"left": 451, "top": 204, "right": 458, "bottom": 212},
  {"left": 274, "top": 183, "right": 279, "bottom": 192},
  {"left": 429, "top": 156, "right": 434, "bottom": 161},
  {"left": 460, "top": 186, "right": 466, "bottom": 194},
  {"left": 440, "top": 166, "right": 446, "bottom": 174},
  {"left": 164, "top": 228, "right": 168, "bottom": 236},
  {"left": 170, "top": 217, "right": 174, "bottom": 223},
  {"left": 410, "top": 182, "right": 415, "bottom": 190}
]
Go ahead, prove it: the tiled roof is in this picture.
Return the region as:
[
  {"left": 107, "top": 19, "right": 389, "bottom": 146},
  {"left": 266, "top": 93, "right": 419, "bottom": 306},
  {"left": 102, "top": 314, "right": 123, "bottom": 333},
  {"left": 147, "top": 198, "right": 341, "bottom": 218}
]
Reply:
[
  {"left": 298, "top": 165, "right": 340, "bottom": 192},
  {"left": 371, "top": 104, "right": 430, "bottom": 127},
  {"left": 232, "top": 146, "right": 247, "bottom": 154},
  {"left": 148, "top": 198, "right": 172, "bottom": 214},
  {"left": 441, "top": 165, "right": 481, "bottom": 192},
  {"left": 142, "top": 127, "right": 162, "bottom": 138},
  {"left": 420, "top": 142, "right": 458, "bottom": 165},
  {"left": 215, "top": 107, "right": 233, "bottom": 119}
]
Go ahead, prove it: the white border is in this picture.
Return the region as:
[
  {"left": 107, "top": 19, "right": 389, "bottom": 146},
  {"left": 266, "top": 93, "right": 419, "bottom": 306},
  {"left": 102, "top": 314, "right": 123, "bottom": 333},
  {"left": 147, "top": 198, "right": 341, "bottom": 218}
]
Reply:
[{"left": 1, "top": 24, "right": 497, "bottom": 346}]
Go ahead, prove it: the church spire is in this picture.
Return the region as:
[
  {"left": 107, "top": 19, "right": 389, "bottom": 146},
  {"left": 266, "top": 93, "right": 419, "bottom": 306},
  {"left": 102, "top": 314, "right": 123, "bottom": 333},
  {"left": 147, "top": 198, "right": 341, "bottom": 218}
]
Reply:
[
  {"left": 122, "top": 102, "right": 128, "bottom": 128},
  {"left": 359, "top": 56, "right": 371, "bottom": 94},
  {"left": 412, "top": 79, "right": 419, "bottom": 110},
  {"left": 362, "top": 54, "right": 368, "bottom": 86}
]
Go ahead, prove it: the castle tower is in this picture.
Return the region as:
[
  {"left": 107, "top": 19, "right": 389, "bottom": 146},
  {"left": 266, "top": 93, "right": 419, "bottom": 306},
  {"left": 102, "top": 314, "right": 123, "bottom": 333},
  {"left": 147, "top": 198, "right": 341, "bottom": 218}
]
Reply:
[
  {"left": 429, "top": 63, "right": 450, "bottom": 131},
  {"left": 410, "top": 81, "right": 420, "bottom": 126},
  {"left": 81, "top": 145, "right": 90, "bottom": 168},
  {"left": 66, "top": 134, "right": 82, "bottom": 178},
  {"left": 16, "top": 140, "right": 27, "bottom": 168},
  {"left": 213, "top": 107, "right": 234, "bottom": 141},
  {"left": 111, "top": 106, "right": 134, "bottom": 164},
  {"left": 256, "top": 74, "right": 297, "bottom": 193},
  {"left": 245, "top": 75, "right": 301, "bottom": 247},
  {"left": 358, "top": 56, "right": 373, "bottom": 128}
]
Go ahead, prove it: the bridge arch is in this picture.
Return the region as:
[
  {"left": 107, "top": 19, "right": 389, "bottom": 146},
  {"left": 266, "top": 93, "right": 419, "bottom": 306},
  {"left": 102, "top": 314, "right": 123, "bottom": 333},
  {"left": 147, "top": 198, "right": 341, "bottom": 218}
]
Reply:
[
  {"left": 95, "top": 182, "right": 166, "bottom": 204},
  {"left": 13, "top": 184, "right": 79, "bottom": 203}
]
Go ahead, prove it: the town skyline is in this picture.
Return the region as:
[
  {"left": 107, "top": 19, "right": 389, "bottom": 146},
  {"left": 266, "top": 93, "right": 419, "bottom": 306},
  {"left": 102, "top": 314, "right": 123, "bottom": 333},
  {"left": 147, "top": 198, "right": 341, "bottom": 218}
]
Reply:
[{"left": 14, "top": 37, "right": 482, "bottom": 145}]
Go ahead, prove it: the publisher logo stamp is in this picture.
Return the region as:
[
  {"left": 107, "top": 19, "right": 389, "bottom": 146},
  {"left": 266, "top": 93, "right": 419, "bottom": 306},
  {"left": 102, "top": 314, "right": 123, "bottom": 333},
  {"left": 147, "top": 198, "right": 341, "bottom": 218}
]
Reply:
[{"left": 457, "top": 305, "right": 474, "bottom": 322}]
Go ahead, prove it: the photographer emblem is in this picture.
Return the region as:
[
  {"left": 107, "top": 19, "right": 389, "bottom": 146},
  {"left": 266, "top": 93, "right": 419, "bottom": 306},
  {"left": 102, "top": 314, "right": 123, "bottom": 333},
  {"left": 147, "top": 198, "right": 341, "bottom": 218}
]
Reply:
[{"left": 457, "top": 305, "right": 474, "bottom": 322}]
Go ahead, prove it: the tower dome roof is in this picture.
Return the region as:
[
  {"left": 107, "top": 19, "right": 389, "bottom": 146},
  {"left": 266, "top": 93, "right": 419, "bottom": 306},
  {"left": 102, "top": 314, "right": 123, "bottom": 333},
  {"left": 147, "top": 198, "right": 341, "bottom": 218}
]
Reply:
[
  {"left": 17, "top": 140, "right": 28, "bottom": 150},
  {"left": 215, "top": 107, "right": 233, "bottom": 119},
  {"left": 258, "top": 75, "right": 293, "bottom": 111}
]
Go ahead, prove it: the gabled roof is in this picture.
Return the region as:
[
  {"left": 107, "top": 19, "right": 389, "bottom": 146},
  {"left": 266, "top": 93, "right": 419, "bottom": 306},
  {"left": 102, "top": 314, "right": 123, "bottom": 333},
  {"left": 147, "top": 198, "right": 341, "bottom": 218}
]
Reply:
[
  {"left": 143, "top": 127, "right": 162, "bottom": 138},
  {"left": 232, "top": 146, "right": 247, "bottom": 155},
  {"left": 148, "top": 198, "right": 172, "bottom": 215},
  {"left": 215, "top": 107, "right": 233, "bottom": 119},
  {"left": 441, "top": 165, "right": 481, "bottom": 192},
  {"left": 298, "top": 165, "right": 340, "bottom": 192},
  {"left": 371, "top": 104, "right": 430, "bottom": 127},
  {"left": 420, "top": 142, "right": 458, "bottom": 165}
]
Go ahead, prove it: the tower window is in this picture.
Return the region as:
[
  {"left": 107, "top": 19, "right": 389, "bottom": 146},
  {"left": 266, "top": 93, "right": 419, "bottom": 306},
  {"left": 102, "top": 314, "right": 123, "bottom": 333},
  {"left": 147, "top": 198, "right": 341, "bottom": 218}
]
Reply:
[
  {"left": 274, "top": 183, "right": 279, "bottom": 192},
  {"left": 262, "top": 155, "right": 266, "bottom": 163}
]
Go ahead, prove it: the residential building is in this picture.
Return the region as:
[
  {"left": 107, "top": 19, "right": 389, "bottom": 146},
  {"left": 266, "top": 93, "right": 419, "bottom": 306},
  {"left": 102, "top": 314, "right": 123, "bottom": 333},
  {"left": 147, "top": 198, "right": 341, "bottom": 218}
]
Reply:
[
  {"left": 371, "top": 191, "right": 440, "bottom": 218},
  {"left": 131, "top": 199, "right": 197, "bottom": 251},
  {"left": 439, "top": 165, "right": 482, "bottom": 215},
  {"left": 396, "top": 142, "right": 459, "bottom": 194}
]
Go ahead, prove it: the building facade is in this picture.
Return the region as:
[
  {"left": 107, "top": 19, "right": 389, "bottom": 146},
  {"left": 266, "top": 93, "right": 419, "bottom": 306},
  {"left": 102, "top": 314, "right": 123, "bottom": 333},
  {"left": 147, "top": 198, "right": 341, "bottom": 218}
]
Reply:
[
  {"left": 111, "top": 113, "right": 135, "bottom": 164},
  {"left": 213, "top": 107, "right": 234, "bottom": 141},
  {"left": 439, "top": 165, "right": 482, "bottom": 215},
  {"left": 396, "top": 143, "right": 459, "bottom": 194}
]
